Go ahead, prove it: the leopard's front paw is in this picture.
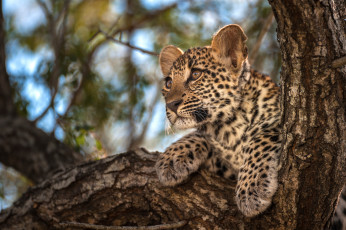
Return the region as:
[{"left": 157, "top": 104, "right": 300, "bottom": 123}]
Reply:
[
  {"left": 235, "top": 169, "right": 278, "bottom": 217},
  {"left": 155, "top": 149, "right": 202, "bottom": 186}
]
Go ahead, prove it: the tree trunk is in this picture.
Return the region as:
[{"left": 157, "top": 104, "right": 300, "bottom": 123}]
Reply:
[
  {"left": 268, "top": 0, "right": 346, "bottom": 229},
  {"left": 0, "top": 0, "right": 345, "bottom": 229}
]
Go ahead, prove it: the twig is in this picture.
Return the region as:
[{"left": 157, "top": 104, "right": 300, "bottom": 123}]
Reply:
[
  {"left": 33, "top": 86, "right": 58, "bottom": 123},
  {"left": 34, "top": 0, "right": 71, "bottom": 124},
  {"left": 36, "top": 0, "right": 52, "bottom": 20},
  {"left": 58, "top": 0, "right": 70, "bottom": 42},
  {"left": 87, "top": 3, "right": 176, "bottom": 55},
  {"left": 88, "top": 29, "right": 102, "bottom": 42},
  {"left": 58, "top": 220, "right": 187, "bottom": 230},
  {"left": 331, "top": 56, "right": 346, "bottom": 68},
  {"left": 127, "top": 80, "right": 161, "bottom": 150},
  {"left": 60, "top": 71, "right": 84, "bottom": 121},
  {"left": 249, "top": 11, "right": 274, "bottom": 64},
  {"left": 109, "top": 3, "right": 177, "bottom": 38},
  {"left": 100, "top": 30, "right": 159, "bottom": 56}
]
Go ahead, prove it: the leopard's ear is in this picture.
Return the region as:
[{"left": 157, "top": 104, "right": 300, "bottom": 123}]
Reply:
[
  {"left": 211, "top": 24, "right": 248, "bottom": 71},
  {"left": 159, "top": 45, "right": 184, "bottom": 76}
]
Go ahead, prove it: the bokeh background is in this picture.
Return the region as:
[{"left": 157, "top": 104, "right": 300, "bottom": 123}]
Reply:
[{"left": 1, "top": 0, "right": 280, "bottom": 210}]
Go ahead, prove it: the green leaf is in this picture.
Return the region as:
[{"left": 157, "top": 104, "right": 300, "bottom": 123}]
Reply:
[
  {"left": 95, "top": 140, "right": 102, "bottom": 151},
  {"left": 76, "top": 134, "right": 86, "bottom": 146}
]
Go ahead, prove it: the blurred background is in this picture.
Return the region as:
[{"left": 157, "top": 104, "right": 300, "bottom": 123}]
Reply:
[{"left": 0, "top": 0, "right": 280, "bottom": 210}]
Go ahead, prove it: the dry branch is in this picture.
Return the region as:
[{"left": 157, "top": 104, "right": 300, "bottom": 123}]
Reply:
[{"left": 101, "top": 30, "right": 159, "bottom": 56}]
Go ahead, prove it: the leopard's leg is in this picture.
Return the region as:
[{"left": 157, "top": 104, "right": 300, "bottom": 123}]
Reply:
[
  {"left": 235, "top": 130, "right": 281, "bottom": 217},
  {"left": 204, "top": 147, "right": 239, "bottom": 182},
  {"left": 155, "top": 132, "right": 210, "bottom": 186}
]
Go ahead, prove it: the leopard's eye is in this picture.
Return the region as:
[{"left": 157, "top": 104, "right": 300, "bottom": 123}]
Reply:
[
  {"left": 191, "top": 69, "right": 202, "bottom": 80},
  {"left": 165, "top": 77, "right": 172, "bottom": 90}
]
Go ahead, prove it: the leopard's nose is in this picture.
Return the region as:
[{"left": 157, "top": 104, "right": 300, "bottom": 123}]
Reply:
[{"left": 167, "top": 99, "right": 183, "bottom": 114}]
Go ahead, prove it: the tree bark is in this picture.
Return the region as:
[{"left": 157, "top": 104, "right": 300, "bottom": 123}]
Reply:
[
  {"left": 268, "top": 0, "right": 346, "bottom": 229},
  {"left": 0, "top": 149, "right": 249, "bottom": 229}
]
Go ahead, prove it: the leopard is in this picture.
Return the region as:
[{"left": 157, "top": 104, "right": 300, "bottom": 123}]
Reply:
[
  {"left": 155, "top": 24, "right": 280, "bottom": 217},
  {"left": 154, "top": 24, "right": 345, "bottom": 224}
]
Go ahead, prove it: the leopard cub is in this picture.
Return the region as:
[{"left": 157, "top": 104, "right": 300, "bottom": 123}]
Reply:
[{"left": 155, "top": 24, "right": 281, "bottom": 217}]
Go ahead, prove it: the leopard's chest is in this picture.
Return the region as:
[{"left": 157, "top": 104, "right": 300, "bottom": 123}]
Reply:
[{"left": 204, "top": 119, "right": 249, "bottom": 169}]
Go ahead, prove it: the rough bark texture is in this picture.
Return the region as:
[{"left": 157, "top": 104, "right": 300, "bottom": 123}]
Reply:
[
  {"left": 0, "top": 116, "right": 84, "bottom": 183},
  {"left": 269, "top": 0, "right": 346, "bottom": 229},
  {"left": 0, "top": 149, "right": 247, "bottom": 230}
]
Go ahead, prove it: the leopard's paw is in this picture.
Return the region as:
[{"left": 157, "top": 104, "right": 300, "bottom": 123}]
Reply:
[
  {"left": 235, "top": 168, "right": 278, "bottom": 217},
  {"left": 155, "top": 149, "right": 202, "bottom": 186}
]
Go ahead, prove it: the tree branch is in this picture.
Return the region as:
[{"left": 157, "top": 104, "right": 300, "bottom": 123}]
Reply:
[
  {"left": 127, "top": 81, "right": 161, "bottom": 150},
  {"left": 248, "top": 11, "right": 274, "bottom": 65},
  {"left": 0, "top": 116, "right": 83, "bottom": 183},
  {"left": 87, "top": 3, "right": 176, "bottom": 57},
  {"left": 0, "top": 149, "right": 248, "bottom": 229},
  {"left": 100, "top": 30, "right": 159, "bottom": 56},
  {"left": 34, "top": 0, "right": 71, "bottom": 124},
  {"left": 59, "top": 220, "right": 187, "bottom": 230},
  {"left": 108, "top": 3, "right": 177, "bottom": 38},
  {"left": 0, "top": 1, "right": 15, "bottom": 116},
  {"left": 33, "top": 86, "right": 59, "bottom": 123}
]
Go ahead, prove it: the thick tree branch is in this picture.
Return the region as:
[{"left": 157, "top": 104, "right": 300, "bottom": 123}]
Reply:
[
  {"left": 0, "top": 116, "right": 83, "bottom": 183},
  {"left": 0, "top": 149, "right": 258, "bottom": 229}
]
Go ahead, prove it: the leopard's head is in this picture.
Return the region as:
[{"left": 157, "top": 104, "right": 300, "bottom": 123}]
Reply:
[{"left": 160, "top": 24, "right": 249, "bottom": 130}]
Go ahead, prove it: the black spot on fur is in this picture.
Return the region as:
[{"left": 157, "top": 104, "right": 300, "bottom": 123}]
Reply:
[
  {"left": 207, "top": 151, "right": 213, "bottom": 159},
  {"left": 270, "top": 135, "right": 279, "bottom": 142},
  {"left": 188, "top": 151, "right": 194, "bottom": 160},
  {"left": 193, "top": 109, "right": 209, "bottom": 123},
  {"left": 229, "top": 174, "right": 236, "bottom": 180},
  {"left": 217, "top": 170, "right": 224, "bottom": 177},
  {"left": 261, "top": 173, "right": 268, "bottom": 178}
]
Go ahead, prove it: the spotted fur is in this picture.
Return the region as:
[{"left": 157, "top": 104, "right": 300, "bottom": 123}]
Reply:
[{"left": 155, "top": 24, "right": 343, "bottom": 221}]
